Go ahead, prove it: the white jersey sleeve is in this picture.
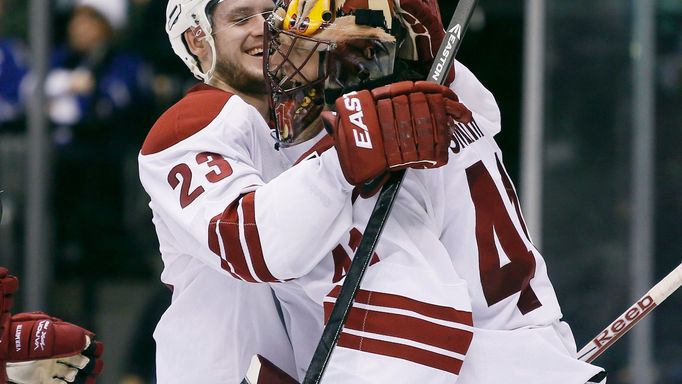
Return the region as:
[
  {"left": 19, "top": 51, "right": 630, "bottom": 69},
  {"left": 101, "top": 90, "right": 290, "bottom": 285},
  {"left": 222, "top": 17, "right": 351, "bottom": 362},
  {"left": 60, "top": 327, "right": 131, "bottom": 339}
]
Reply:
[
  {"left": 450, "top": 60, "right": 502, "bottom": 136},
  {"left": 138, "top": 84, "right": 354, "bottom": 283}
]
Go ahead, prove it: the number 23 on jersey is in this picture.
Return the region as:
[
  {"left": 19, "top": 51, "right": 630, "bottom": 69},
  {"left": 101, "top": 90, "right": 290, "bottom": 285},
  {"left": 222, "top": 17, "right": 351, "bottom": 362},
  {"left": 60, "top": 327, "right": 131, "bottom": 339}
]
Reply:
[{"left": 167, "top": 152, "right": 233, "bottom": 208}]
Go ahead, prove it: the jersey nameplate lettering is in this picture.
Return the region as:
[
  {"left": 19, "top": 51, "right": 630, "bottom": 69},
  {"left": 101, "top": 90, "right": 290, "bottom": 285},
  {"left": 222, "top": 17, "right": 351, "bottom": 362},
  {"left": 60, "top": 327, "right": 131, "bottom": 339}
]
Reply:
[
  {"left": 342, "top": 92, "right": 373, "bottom": 150},
  {"left": 450, "top": 118, "right": 485, "bottom": 154}
]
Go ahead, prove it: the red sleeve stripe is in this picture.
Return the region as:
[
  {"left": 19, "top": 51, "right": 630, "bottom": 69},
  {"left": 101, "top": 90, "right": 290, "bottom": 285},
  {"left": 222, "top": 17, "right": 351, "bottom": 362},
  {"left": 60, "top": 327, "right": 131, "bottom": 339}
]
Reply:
[
  {"left": 240, "top": 193, "right": 280, "bottom": 283},
  {"left": 324, "top": 301, "right": 472, "bottom": 355},
  {"left": 207, "top": 194, "right": 281, "bottom": 283},
  {"left": 293, "top": 134, "right": 335, "bottom": 165},
  {"left": 327, "top": 286, "right": 473, "bottom": 326},
  {"left": 337, "top": 332, "right": 465, "bottom": 376},
  {"left": 208, "top": 209, "right": 246, "bottom": 281},
  {"left": 212, "top": 202, "right": 256, "bottom": 281}
]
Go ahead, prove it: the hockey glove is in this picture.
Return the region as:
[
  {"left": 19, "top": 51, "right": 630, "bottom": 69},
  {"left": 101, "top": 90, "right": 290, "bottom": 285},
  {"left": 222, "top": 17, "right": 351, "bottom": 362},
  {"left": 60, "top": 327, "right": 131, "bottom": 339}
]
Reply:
[
  {"left": 394, "top": 0, "right": 455, "bottom": 83},
  {"left": 4, "top": 312, "right": 104, "bottom": 384},
  {"left": 0, "top": 267, "right": 19, "bottom": 383},
  {"left": 328, "top": 80, "right": 472, "bottom": 186}
]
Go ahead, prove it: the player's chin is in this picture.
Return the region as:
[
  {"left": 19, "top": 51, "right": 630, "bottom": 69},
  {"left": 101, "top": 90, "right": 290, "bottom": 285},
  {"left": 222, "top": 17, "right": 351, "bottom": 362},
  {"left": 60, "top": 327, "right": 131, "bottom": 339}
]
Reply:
[
  {"left": 244, "top": 62, "right": 265, "bottom": 81},
  {"left": 244, "top": 52, "right": 264, "bottom": 67}
]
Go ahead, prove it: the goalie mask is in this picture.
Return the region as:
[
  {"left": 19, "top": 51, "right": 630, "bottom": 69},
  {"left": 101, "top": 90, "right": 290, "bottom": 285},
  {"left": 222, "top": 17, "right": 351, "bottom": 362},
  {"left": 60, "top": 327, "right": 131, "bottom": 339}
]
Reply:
[
  {"left": 264, "top": 0, "right": 399, "bottom": 147},
  {"left": 264, "top": 0, "right": 449, "bottom": 146}
]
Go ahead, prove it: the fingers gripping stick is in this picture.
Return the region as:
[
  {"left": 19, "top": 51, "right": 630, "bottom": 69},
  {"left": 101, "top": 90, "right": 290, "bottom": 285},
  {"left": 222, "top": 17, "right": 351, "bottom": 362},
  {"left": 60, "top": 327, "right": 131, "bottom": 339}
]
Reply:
[{"left": 578, "top": 262, "right": 682, "bottom": 363}]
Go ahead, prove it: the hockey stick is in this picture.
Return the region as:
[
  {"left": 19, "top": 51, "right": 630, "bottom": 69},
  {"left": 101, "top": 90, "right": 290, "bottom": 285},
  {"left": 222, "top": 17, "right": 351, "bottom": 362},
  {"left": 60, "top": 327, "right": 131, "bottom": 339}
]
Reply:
[
  {"left": 577, "top": 262, "right": 682, "bottom": 363},
  {"left": 301, "top": 1, "right": 478, "bottom": 383}
]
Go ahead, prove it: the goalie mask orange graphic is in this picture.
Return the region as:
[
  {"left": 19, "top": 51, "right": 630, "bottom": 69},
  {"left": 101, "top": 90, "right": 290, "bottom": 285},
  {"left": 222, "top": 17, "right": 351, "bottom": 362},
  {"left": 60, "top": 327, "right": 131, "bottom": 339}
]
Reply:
[{"left": 264, "top": 0, "right": 398, "bottom": 146}]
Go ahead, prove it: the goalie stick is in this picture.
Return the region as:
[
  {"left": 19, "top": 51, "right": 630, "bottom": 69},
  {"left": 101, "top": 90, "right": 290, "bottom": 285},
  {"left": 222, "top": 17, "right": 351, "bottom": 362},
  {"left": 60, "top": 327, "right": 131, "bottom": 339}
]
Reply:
[
  {"left": 301, "top": 1, "right": 479, "bottom": 383},
  {"left": 578, "top": 262, "right": 682, "bottom": 363}
]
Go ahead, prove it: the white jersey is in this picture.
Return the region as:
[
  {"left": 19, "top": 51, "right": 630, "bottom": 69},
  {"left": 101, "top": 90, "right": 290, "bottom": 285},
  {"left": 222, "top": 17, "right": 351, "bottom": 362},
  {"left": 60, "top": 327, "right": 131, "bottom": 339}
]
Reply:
[
  {"left": 139, "top": 83, "right": 475, "bottom": 383},
  {"left": 277, "top": 61, "right": 604, "bottom": 383},
  {"left": 276, "top": 139, "right": 474, "bottom": 382},
  {"left": 138, "top": 84, "right": 355, "bottom": 383}
]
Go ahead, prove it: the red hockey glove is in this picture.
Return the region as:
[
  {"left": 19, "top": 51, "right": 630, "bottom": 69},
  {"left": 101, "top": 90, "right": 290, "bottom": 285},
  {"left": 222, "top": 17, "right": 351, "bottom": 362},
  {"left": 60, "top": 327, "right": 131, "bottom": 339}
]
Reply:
[
  {"left": 0, "top": 267, "right": 19, "bottom": 382},
  {"left": 329, "top": 80, "right": 472, "bottom": 186},
  {"left": 4, "top": 312, "right": 104, "bottom": 384},
  {"left": 395, "top": 0, "right": 445, "bottom": 62},
  {"left": 394, "top": 0, "right": 455, "bottom": 83}
]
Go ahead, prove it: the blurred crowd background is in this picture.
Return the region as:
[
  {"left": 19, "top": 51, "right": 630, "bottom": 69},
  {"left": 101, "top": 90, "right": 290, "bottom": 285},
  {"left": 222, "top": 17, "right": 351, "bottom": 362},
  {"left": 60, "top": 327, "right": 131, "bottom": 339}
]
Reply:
[{"left": 0, "top": 0, "right": 680, "bottom": 383}]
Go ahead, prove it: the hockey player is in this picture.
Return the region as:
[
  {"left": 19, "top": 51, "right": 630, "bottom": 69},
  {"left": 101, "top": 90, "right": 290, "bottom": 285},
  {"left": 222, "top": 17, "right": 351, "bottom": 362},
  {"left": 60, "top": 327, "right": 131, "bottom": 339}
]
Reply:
[
  {"left": 141, "top": 0, "right": 471, "bottom": 382},
  {"left": 140, "top": 1, "right": 297, "bottom": 381},
  {"left": 262, "top": 0, "right": 606, "bottom": 382}
]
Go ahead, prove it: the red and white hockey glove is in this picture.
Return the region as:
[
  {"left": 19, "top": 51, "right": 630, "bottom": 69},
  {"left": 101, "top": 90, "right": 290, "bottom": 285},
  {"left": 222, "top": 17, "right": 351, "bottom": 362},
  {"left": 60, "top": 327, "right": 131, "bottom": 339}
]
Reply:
[
  {"left": 3, "top": 312, "right": 104, "bottom": 384},
  {"left": 328, "top": 80, "right": 472, "bottom": 187}
]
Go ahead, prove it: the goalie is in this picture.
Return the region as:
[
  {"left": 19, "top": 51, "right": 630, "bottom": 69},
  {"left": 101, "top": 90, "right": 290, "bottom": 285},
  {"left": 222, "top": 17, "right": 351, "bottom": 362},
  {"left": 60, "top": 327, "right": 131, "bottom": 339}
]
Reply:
[{"left": 260, "top": 0, "right": 607, "bottom": 382}]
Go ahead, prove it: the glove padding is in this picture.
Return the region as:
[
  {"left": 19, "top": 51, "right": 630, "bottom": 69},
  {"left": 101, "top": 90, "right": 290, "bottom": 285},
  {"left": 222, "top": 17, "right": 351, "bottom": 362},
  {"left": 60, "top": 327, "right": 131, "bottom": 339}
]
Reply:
[
  {"left": 4, "top": 312, "right": 104, "bottom": 384},
  {"left": 394, "top": 0, "right": 455, "bottom": 84},
  {"left": 329, "top": 80, "right": 472, "bottom": 186},
  {"left": 0, "top": 268, "right": 18, "bottom": 316},
  {"left": 394, "top": 0, "right": 446, "bottom": 63},
  {"left": 6, "top": 337, "right": 103, "bottom": 384},
  {"left": 0, "top": 268, "right": 19, "bottom": 383}
]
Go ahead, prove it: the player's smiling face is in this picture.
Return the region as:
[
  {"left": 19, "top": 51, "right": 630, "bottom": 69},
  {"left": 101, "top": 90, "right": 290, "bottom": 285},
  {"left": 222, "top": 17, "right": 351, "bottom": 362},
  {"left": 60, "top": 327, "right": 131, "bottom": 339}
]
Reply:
[{"left": 210, "top": 0, "right": 273, "bottom": 93}]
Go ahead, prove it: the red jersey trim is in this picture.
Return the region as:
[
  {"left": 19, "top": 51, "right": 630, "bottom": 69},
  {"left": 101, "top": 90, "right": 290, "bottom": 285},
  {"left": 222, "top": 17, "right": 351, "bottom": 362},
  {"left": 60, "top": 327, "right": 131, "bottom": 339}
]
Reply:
[
  {"left": 337, "top": 332, "right": 464, "bottom": 376},
  {"left": 141, "top": 84, "right": 234, "bottom": 155},
  {"left": 241, "top": 193, "right": 279, "bottom": 282},
  {"left": 208, "top": 193, "right": 282, "bottom": 283},
  {"left": 324, "top": 286, "right": 473, "bottom": 375},
  {"left": 327, "top": 287, "right": 473, "bottom": 326},
  {"left": 324, "top": 301, "right": 473, "bottom": 355},
  {"left": 209, "top": 201, "right": 252, "bottom": 281},
  {"left": 331, "top": 228, "right": 380, "bottom": 283},
  {"left": 293, "top": 134, "right": 335, "bottom": 165}
]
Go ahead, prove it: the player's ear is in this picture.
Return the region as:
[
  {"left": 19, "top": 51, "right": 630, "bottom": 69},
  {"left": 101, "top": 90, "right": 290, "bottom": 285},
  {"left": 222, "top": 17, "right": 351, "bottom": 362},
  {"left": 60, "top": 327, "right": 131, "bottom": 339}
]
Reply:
[{"left": 184, "top": 27, "right": 209, "bottom": 59}]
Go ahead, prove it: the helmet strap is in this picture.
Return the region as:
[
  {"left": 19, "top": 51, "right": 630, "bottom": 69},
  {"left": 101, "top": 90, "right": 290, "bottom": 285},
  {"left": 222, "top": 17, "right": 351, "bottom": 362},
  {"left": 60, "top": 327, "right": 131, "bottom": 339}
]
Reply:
[{"left": 203, "top": 35, "right": 218, "bottom": 82}]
